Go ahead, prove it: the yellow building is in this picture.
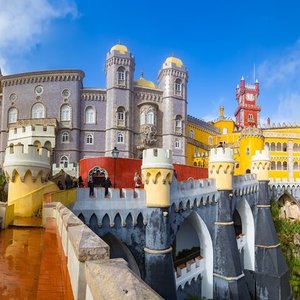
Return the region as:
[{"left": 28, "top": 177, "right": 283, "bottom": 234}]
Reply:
[{"left": 187, "top": 78, "right": 300, "bottom": 182}]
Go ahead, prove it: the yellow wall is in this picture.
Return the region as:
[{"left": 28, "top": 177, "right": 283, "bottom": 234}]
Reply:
[
  {"left": 50, "top": 188, "right": 77, "bottom": 207},
  {"left": 8, "top": 172, "right": 59, "bottom": 217}
]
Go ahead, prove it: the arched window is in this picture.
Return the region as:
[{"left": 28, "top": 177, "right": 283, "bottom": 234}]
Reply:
[
  {"left": 175, "top": 115, "right": 182, "bottom": 133},
  {"left": 32, "top": 103, "right": 45, "bottom": 118},
  {"left": 175, "top": 139, "right": 181, "bottom": 149},
  {"left": 208, "top": 136, "right": 213, "bottom": 145},
  {"left": 147, "top": 111, "right": 154, "bottom": 125},
  {"left": 277, "top": 161, "right": 282, "bottom": 170},
  {"left": 190, "top": 129, "right": 194, "bottom": 139},
  {"left": 222, "top": 128, "right": 228, "bottom": 134},
  {"left": 60, "top": 156, "right": 69, "bottom": 168},
  {"left": 8, "top": 107, "right": 18, "bottom": 123},
  {"left": 140, "top": 112, "right": 146, "bottom": 125},
  {"left": 265, "top": 142, "right": 270, "bottom": 149},
  {"left": 60, "top": 104, "right": 71, "bottom": 121},
  {"left": 246, "top": 147, "right": 250, "bottom": 155},
  {"left": 293, "top": 162, "right": 299, "bottom": 171},
  {"left": 271, "top": 161, "right": 276, "bottom": 170},
  {"left": 293, "top": 143, "right": 299, "bottom": 152},
  {"left": 271, "top": 142, "right": 276, "bottom": 151},
  {"left": 117, "top": 132, "right": 124, "bottom": 143},
  {"left": 116, "top": 107, "right": 125, "bottom": 126},
  {"left": 283, "top": 143, "right": 287, "bottom": 152},
  {"left": 283, "top": 161, "right": 288, "bottom": 170},
  {"left": 117, "top": 67, "right": 126, "bottom": 85},
  {"left": 85, "top": 107, "right": 96, "bottom": 124},
  {"left": 248, "top": 114, "right": 254, "bottom": 122},
  {"left": 175, "top": 79, "right": 182, "bottom": 96},
  {"left": 62, "top": 131, "right": 69, "bottom": 143},
  {"left": 276, "top": 142, "right": 281, "bottom": 151},
  {"left": 86, "top": 133, "right": 94, "bottom": 144}
]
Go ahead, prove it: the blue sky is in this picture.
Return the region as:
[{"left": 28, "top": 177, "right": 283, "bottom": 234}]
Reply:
[{"left": 1, "top": 0, "right": 300, "bottom": 124}]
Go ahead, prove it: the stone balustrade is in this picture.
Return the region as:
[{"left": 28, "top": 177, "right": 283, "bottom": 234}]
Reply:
[
  {"left": 43, "top": 202, "right": 161, "bottom": 300},
  {"left": 175, "top": 256, "right": 204, "bottom": 290}
]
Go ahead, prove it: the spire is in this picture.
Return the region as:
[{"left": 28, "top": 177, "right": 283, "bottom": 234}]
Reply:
[
  {"left": 140, "top": 71, "right": 144, "bottom": 79},
  {"left": 241, "top": 75, "right": 244, "bottom": 81},
  {"left": 255, "top": 79, "right": 259, "bottom": 83}
]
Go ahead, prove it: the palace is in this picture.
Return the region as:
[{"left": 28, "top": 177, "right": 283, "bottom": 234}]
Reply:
[{"left": 0, "top": 43, "right": 299, "bottom": 182}]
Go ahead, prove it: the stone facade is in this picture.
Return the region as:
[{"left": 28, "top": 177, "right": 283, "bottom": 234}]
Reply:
[{"left": 0, "top": 44, "right": 187, "bottom": 169}]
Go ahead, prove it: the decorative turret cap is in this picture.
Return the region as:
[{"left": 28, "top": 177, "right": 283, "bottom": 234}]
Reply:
[
  {"left": 141, "top": 148, "right": 173, "bottom": 208},
  {"left": 110, "top": 43, "right": 129, "bottom": 54},
  {"left": 239, "top": 126, "right": 264, "bottom": 140},
  {"left": 209, "top": 147, "right": 234, "bottom": 190},
  {"left": 251, "top": 146, "right": 270, "bottom": 181},
  {"left": 164, "top": 56, "right": 183, "bottom": 68}
]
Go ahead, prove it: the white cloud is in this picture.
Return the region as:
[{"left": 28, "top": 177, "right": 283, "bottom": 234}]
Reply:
[
  {"left": 257, "top": 40, "right": 300, "bottom": 88},
  {"left": 0, "top": 0, "right": 78, "bottom": 74}
]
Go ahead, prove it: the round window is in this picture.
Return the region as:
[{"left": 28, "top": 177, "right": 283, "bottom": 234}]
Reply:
[
  {"left": 34, "top": 85, "right": 44, "bottom": 96},
  {"left": 62, "top": 89, "right": 71, "bottom": 98}
]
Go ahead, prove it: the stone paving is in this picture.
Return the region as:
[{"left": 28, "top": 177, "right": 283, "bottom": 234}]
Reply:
[{"left": 0, "top": 218, "right": 73, "bottom": 300}]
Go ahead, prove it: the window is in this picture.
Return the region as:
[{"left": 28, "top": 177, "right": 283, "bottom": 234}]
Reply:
[
  {"left": 271, "top": 161, "right": 276, "bottom": 170},
  {"left": 293, "top": 162, "right": 299, "bottom": 170},
  {"left": 60, "top": 156, "right": 69, "bottom": 168},
  {"left": 85, "top": 107, "right": 96, "bottom": 124},
  {"left": 8, "top": 107, "right": 17, "bottom": 123},
  {"left": 248, "top": 114, "right": 254, "bottom": 122},
  {"left": 175, "top": 139, "right": 181, "bottom": 149},
  {"left": 277, "top": 161, "right": 282, "bottom": 170},
  {"left": 117, "top": 132, "right": 124, "bottom": 143},
  {"left": 32, "top": 103, "right": 45, "bottom": 118},
  {"left": 117, "top": 67, "right": 125, "bottom": 85},
  {"left": 175, "top": 79, "right": 182, "bottom": 96},
  {"left": 222, "top": 128, "right": 228, "bottom": 134},
  {"left": 246, "top": 147, "right": 250, "bottom": 155},
  {"left": 147, "top": 111, "right": 154, "bottom": 125},
  {"left": 60, "top": 104, "right": 71, "bottom": 121},
  {"left": 189, "top": 129, "right": 194, "bottom": 139},
  {"left": 86, "top": 133, "right": 94, "bottom": 144},
  {"left": 175, "top": 115, "right": 182, "bottom": 134},
  {"left": 62, "top": 132, "right": 69, "bottom": 143},
  {"left": 140, "top": 112, "right": 146, "bottom": 125},
  {"left": 283, "top": 161, "right": 288, "bottom": 170},
  {"left": 276, "top": 142, "right": 281, "bottom": 151},
  {"left": 283, "top": 143, "right": 287, "bottom": 152},
  {"left": 116, "top": 107, "right": 125, "bottom": 126}
]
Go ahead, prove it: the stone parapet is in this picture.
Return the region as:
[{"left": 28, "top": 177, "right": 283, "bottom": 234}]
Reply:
[
  {"left": 85, "top": 259, "right": 162, "bottom": 300},
  {"left": 142, "top": 148, "right": 173, "bottom": 169},
  {"left": 251, "top": 147, "right": 270, "bottom": 181}
]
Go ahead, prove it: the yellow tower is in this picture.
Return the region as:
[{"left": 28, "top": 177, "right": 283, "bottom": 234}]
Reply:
[
  {"left": 209, "top": 147, "right": 235, "bottom": 190},
  {"left": 237, "top": 127, "right": 264, "bottom": 175},
  {"left": 3, "top": 144, "right": 58, "bottom": 218},
  {"left": 141, "top": 148, "right": 173, "bottom": 207},
  {"left": 251, "top": 146, "right": 271, "bottom": 181}
]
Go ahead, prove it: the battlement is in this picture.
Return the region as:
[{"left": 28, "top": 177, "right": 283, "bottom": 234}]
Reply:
[
  {"left": 8, "top": 124, "right": 56, "bottom": 140},
  {"left": 209, "top": 147, "right": 234, "bottom": 163},
  {"left": 252, "top": 147, "right": 270, "bottom": 162},
  {"left": 142, "top": 148, "right": 173, "bottom": 169},
  {"left": 3, "top": 144, "right": 51, "bottom": 181}
]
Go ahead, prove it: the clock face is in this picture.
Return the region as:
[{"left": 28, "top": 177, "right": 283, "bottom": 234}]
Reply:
[{"left": 246, "top": 93, "right": 254, "bottom": 101}]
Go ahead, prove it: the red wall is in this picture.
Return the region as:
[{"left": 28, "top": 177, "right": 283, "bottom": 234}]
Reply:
[{"left": 79, "top": 157, "right": 208, "bottom": 188}]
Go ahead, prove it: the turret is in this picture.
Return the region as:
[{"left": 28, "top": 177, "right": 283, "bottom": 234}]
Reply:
[
  {"left": 237, "top": 127, "right": 264, "bottom": 175},
  {"left": 141, "top": 148, "right": 173, "bottom": 207},
  {"left": 105, "top": 44, "right": 135, "bottom": 157},
  {"left": 157, "top": 56, "right": 188, "bottom": 164},
  {"left": 251, "top": 146, "right": 270, "bottom": 181},
  {"left": 208, "top": 147, "right": 234, "bottom": 190},
  {"left": 219, "top": 105, "right": 224, "bottom": 118}
]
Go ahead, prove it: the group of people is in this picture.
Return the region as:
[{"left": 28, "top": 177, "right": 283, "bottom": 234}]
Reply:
[{"left": 88, "top": 176, "right": 112, "bottom": 197}]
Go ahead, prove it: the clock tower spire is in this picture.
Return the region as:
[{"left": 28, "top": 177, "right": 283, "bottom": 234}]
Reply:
[{"left": 234, "top": 76, "right": 261, "bottom": 129}]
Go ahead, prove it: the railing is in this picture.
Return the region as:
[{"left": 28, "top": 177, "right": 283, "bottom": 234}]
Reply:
[{"left": 175, "top": 256, "right": 204, "bottom": 289}]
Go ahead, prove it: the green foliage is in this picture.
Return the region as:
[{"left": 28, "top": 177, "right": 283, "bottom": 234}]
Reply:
[
  {"left": 271, "top": 200, "right": 300, "bottom": 297},
  {"left": 0, "top": 173, "right": 7, "bottom": 202}
]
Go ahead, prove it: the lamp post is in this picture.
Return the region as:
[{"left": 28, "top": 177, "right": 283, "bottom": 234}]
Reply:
[{"left": 111, "top": 146, "right": 119, "bottom": 188}]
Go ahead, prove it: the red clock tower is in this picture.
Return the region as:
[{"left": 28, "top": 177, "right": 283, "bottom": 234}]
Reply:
[{"left": 234, "top": 76, "right": 261, "bottom": 129}]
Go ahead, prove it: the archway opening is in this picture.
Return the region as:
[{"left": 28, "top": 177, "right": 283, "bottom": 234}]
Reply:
[{"left": 172, "top": 211, "right": 213, "bottom": 298}]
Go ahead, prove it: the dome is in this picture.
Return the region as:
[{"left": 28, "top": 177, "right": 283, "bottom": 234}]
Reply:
[
  {"left": 165, "top": 56, "right": 183, "bottom": 68},
  {"left": 110, "top": 44, "right": 129, "bottom": 54},
  {"left": 134, "top": 74, "right": 156, "bottom": 89}
]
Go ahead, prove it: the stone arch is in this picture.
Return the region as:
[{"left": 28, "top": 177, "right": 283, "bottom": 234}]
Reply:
[
  {"left": 44, "top": 141, "right": 52, "bottom": 152},
  {"left": 173, "top": 211, "right": 213, "bottom": 298},
  {"left": 235, "top": 198, "right": 255, "bottom": 270},
  {"left": 78, "top": 213, "right": 85, "bottom": 224},
  {"left": 101, "top": 232, "right": 141, "bottom": 278}
]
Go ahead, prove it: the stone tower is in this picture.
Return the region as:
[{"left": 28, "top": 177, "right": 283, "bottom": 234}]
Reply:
[
  {"left": 141, "top": 148, "right": 176, "bottom": 299},
  {"left": 105, "top": 44, "right": 135, "bottom": 157},
  {"left": 235, "top": 76, "right": 260, "bottom": 128},
  {"left": 209, "top": 147, "right": 251, "bottom": 299},
  {"left": 158, "top": 56, "right": 188, "bottom": 164}
]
